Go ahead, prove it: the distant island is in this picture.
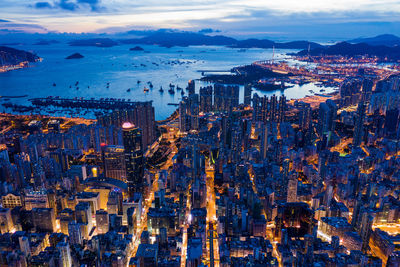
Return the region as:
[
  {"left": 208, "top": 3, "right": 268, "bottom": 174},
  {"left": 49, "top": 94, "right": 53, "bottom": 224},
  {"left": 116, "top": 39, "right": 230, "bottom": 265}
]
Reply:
[
  {"left": 297, "top": 41, "right": 400, "bottom": 61},
  {"left": 129, "top": 46, "right": 144, "bottom": 51},
  {"left": 120, "top": 31, "right": 323, "bottom": 49},
  {"left": 0, "top": 46, "right": 40, "bottom": 70},
  {"left": 69, "top": 38, "right": 118, "bottom": 47},
  {"left": 62, "top": 31, "right": 400, "bottom": 55},
  {"left": 65, "top": 53, "right": 84, "bottom": 59},
  {"left": 348, "top": 34, "right": 400, "bottom": 47}
]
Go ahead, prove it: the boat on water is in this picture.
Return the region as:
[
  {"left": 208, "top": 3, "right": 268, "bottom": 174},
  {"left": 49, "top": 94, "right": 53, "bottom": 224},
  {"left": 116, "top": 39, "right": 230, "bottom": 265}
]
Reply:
[
  {"left": 169, "top": 83, "right": 175, "bottom": 89},
  {"left": 176, "top": 86, "right": 182, "bottom": 90},
  {"left": 159, "top": 86, "right": 164, "bottom": 93},
  {"left": 143, "top": 87, "right": 149, "bottom": 92},
  {"left": 53, "top": 83, "right": 56, "bottom": 87},
  {"left": 168, "top": 88, "right": 175, "bottom": 94},
  {"left": 127, "top": 88, "right": 131, "bottom": 92},
  {"left": 137, "top": 80, "right": 141, "bottom": 84},
  {"left": 181, "top": 90, "right": 185, "bottom": 96}
]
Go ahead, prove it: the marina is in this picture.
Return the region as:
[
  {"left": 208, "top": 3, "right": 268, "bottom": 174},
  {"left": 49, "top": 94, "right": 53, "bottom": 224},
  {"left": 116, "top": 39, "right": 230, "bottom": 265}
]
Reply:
[{"left": 29, "top": 96, "right": 153, "bottom": 110}]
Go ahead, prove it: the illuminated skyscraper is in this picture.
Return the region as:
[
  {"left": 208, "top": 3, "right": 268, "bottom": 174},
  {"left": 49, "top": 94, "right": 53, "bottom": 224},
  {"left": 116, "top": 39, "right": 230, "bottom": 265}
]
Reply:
[
  {"left": 187, "top": 80, "right": 195, "bottom": 96},
  {"left": 122, "top": 122, "right": 144, "bottom": 197},
  {"left": 317, "top": 99, "right": 337, "bottom": 137},
  {"left": 214, "top": 84, "right": 239, "bottom": 113},
  {"left": 101, "top": 145, "right": 126, "bottom": 182},
  {"left": 199, "top": 86, "right": 213, "bottom": 113},
  {"left": 179, "top": 95, "right": 199, "bottom": 132},
  {"left": 244, "top": 84, "right": 252, "bottom": 106},
  {"left": 353, "top": 101, "right": 366, "bottom": 146}
]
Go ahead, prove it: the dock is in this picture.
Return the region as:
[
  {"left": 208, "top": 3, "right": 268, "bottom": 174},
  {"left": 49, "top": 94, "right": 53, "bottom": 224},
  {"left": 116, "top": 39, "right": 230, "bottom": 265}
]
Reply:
[{"left": 29, "top": 97, "right": 152, "bottom": 110}]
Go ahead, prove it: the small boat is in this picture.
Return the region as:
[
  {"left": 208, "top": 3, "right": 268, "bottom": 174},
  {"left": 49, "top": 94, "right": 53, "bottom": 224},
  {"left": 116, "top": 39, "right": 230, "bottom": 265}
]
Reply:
[
  {"left": 176, "top": 86, "right": 182, "bottom": 90},
  {"left": 169, "top": 83, "right": 175, "bottom": 89},
  {"left": 137, "top": 80, "right": 141, "bottom": 84},
  {"left": 127, "top": 88, "right": 131, "bottom": 92},
  {"left": 181, "top": 90, "right": 185, "bottom": 96},
  {"left": 52, "top": 83, "right": 56, "bottom": 87},
  {"left": 159, "top": 86, "right": 164, "bottom": 93},
  {"left": 143, "top": 87, "right": 149, "bottom": 92},
  {"left": 168, "top": 88, "right": 175, "bottom": 94}
]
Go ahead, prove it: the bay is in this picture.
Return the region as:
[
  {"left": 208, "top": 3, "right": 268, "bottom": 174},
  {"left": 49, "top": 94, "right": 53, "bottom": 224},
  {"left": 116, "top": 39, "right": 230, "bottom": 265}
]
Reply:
[{"left": 0, "top": 43, "right": 336, "bottom": 120}]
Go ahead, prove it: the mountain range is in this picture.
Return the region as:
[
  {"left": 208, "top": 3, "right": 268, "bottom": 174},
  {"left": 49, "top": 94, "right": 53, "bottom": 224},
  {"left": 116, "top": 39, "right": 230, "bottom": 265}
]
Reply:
[
  {"left": 297, "top": 41, "right": 400, "bottom": 61},
  {"left": 348, "top": 34, "right": 400, "bottom": 47},
  {"left": 0, "top": 46, "right": 39, "bottom": 66},
  {"left": 118, "top": 31, "right": 323, "bottom": 49},
  {"left": 2, "top": 31, "right": 400, "bottom": 65}
]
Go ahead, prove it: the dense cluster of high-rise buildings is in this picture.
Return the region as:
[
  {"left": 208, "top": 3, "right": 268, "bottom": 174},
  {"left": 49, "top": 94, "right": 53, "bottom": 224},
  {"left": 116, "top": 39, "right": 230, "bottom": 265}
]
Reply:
[{"left": 0, "top": 71, "right": 400, "bottom": 266}]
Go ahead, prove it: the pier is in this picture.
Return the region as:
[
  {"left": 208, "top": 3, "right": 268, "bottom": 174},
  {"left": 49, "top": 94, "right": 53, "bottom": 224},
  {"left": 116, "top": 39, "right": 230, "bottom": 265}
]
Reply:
[
  {"left": 197, "top": 69, "right": 231, "bottom": 75},
  {"left": 29, "top": 97, "right": 153, "bottom": 110},
  {"left": 197, "top": 70, "right": 230, "bottom": 73}
]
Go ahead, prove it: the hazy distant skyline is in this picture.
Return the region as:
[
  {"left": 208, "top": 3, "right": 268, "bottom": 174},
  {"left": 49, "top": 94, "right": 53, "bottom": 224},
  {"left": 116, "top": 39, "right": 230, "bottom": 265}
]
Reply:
[{"left": 1, "top": 0, "right": 400, "bottom": 40}]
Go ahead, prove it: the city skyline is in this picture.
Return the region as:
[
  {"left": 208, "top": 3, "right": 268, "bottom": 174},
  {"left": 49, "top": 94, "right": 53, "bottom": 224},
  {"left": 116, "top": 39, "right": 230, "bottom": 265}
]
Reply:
[{"left": 1, "top": 1, "right": 400, "bottom": 266}]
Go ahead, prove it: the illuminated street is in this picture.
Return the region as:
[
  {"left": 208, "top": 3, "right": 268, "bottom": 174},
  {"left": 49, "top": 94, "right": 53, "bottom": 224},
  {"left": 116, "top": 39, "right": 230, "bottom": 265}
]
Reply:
[{"left": 205, "top": 162, "right": 219, "bottom": 267}]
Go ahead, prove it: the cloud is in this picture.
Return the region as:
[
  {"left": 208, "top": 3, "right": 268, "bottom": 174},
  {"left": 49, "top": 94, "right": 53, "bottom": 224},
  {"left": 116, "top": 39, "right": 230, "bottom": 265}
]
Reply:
[
  {"left": 57, "top": 0, "right": 78, "bottom": 11},
  {"left": 32, "top": 0, "right": 103, "bottom": 12},
  {"left": 0, "top": 21, "right": 48, "bottom": 34},
  {"left": 77, "top": 0, "right": 101, "bottom": 11},
  {"left": 34, "top": 2, "right": 52, "bottom": 9}
]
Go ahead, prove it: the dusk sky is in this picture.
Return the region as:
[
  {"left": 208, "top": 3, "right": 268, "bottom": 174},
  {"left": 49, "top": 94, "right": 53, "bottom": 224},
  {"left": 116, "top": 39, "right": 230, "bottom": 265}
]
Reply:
[{"left": 1, "top": 0, "right": 400, "bottom": 40}]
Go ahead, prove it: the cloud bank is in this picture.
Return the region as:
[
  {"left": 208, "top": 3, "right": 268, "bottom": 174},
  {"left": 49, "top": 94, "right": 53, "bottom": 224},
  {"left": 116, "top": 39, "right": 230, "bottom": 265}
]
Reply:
[{"left": 0, "top": 0, "right": 399, "bottom": 40}]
